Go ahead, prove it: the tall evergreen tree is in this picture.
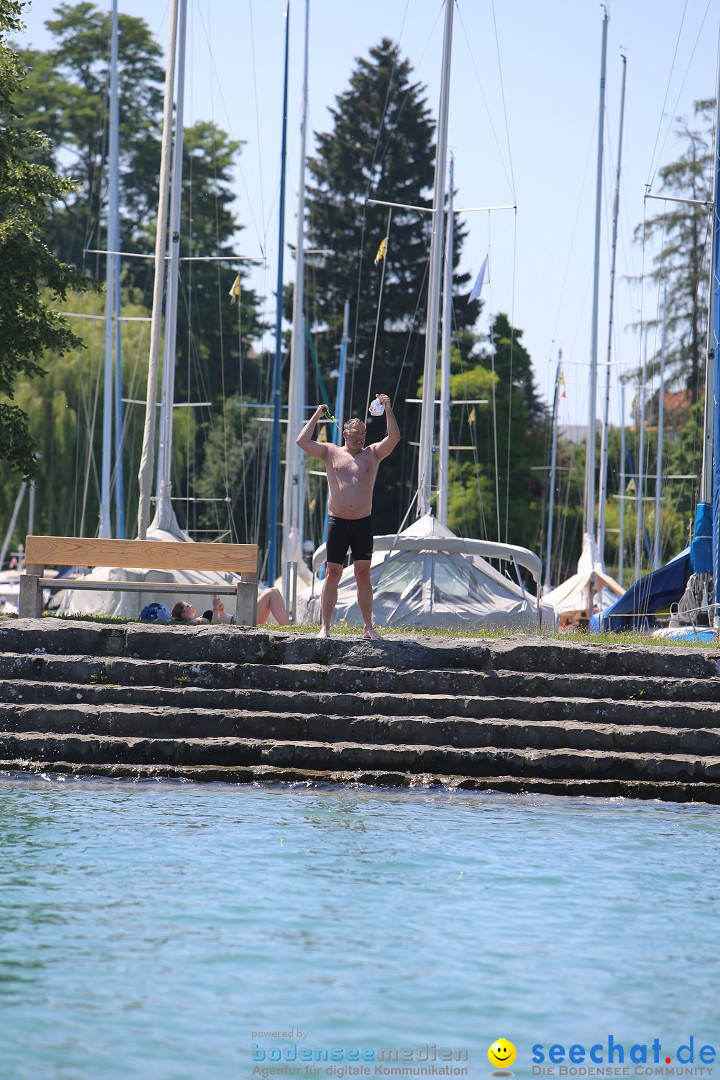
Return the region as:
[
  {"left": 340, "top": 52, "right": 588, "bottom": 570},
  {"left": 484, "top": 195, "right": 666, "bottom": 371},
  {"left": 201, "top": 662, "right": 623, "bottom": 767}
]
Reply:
[
  {"left": 0, "top": 0, "right": 94, "bottom": 479},
  {"left": 636, "top": 99, "right": 714, "bottom": 402},
  {"left": 303, "top": 38, "right": 473, "bottom": 533}
]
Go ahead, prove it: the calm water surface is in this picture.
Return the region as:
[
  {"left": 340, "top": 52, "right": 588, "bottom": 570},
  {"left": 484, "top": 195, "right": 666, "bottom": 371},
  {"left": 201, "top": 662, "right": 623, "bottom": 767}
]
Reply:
[{"left": 0, "top": 774, "right": 717, "bottom": 1080}]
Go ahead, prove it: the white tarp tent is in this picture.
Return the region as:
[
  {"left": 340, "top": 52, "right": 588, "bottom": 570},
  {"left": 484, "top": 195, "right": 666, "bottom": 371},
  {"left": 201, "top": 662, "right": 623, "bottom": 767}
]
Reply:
[
  {"left": 53, "top": 524, "right": 239, "bottom": 619},
  {"left": 543, "top": 532, "right": 624, "bottom": 627},
  {"left": 297, "top": 513, "right": 555, "bottom": 631}
]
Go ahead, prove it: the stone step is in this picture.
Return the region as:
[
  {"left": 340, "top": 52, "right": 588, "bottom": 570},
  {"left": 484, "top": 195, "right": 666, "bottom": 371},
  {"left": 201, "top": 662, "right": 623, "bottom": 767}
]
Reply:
[
  {"left": 3, "top": 756, "right": 720, "bottom": 803},
  {"left": 3, "top": 702, "right": 720, "bottom": 755},
  {"left": 2, "top": 729, "right": 720, "bottom": 782},
  {"left": 2, "top": 677, "right": 720, "bottom": 730},
  {"left": 2, "top": 621, "right": 719, "bottom": 679},
  {"left": 2, "top": 652, "right": 720, "bottom": 707}
]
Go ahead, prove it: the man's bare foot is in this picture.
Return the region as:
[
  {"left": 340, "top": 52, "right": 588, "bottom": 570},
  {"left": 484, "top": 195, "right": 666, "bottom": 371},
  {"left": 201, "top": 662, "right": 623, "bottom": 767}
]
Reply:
[
  {"left": 317, "top": 626, "right": 330, "bottom": 638},
  {"left": 363, "top": 625, "right": 382, "bottom": 640}
]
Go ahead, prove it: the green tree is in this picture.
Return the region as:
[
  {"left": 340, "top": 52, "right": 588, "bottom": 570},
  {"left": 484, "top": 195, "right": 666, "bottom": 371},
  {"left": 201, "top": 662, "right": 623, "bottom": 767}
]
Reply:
[
  {"left": 13, "top": 3, "right": 267, "bottom": 544},
  {"left": 16, "top": 1, "right": 165, "bottom": 266},
  {"left": 2, "top": 287, "right": 150, "bottom": 540},
  {"left": 635, "top": 99, "right": 714, "bottom": 401},
  {"left": 0, "top": 0, "right": 94, "bottom": 479},
  {"left": 303, "top": 38, "right": 474, "bottom": 534},
  {"left": 437, "top": 314, "right": 548, "bottom": 552}
]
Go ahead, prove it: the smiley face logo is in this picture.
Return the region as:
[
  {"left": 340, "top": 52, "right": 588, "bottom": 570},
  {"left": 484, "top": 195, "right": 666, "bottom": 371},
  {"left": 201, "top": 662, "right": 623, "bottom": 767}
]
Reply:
[{"left": 488, "top": 1039, "right": 517, "bottom": 1070}]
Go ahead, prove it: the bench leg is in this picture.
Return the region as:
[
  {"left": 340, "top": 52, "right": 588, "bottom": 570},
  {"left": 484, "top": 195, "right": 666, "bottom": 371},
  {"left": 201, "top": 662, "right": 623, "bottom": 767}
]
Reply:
[
  {"left": 19, "top": 573, "right": 43, "bottom": 618},
  {"left": 235, "top": 580, "right": 257, "bottom": 627}
]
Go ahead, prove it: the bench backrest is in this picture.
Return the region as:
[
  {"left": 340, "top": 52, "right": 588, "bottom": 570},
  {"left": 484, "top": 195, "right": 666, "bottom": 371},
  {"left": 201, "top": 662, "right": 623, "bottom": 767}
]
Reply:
[{"left": 25, "top": 535, "right": 258, "bottom": 575}]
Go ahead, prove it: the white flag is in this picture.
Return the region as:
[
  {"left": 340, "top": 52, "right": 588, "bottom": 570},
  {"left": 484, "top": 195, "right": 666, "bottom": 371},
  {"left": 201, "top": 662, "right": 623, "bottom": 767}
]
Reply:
[{"left": 468, "top": 254, "right": 489, "bottom": 304}]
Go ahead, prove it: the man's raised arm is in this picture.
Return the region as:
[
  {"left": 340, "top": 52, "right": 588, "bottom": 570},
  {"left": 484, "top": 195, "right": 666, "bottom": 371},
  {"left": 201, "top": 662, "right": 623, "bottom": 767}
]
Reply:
[
  {"left": 296, "top": 404, "right": 330, "bottom": 460},
  {"left": 371, "top": 394, "right": 401, "bottom": 460}
]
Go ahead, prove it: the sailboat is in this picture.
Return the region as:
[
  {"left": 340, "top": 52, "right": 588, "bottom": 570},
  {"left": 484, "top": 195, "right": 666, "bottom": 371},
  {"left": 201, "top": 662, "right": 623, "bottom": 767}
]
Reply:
[{"left": 297, "top": 0, "right": 554, "bottom": 632}]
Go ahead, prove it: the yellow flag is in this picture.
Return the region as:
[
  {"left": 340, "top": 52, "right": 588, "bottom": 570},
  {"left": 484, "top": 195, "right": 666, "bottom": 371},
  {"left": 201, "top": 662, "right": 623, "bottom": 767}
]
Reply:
[
  {"left": 228, "top": 274, "right": 241, "bottom": 303},
  {"left": 374, "top": 237, "right": 388, "bottom": 266},
  {"left": 468, "top": 407, "right": 476, "bottom": 425},
  {"left": 626, "top": 477, "right": 636, "bottom": 495}
]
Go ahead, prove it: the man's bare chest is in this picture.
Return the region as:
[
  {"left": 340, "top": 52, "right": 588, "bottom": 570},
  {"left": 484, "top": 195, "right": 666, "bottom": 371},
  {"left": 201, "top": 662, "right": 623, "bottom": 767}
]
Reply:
[{"left": 329, "top": 449, "right": 375, "bottom": 483}]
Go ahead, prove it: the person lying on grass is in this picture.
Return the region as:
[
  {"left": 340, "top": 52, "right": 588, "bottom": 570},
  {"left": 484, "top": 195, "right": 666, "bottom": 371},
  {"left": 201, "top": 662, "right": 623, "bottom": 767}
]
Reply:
[{"left": 171, "top": 589, "right": 289, "bottom": 627}]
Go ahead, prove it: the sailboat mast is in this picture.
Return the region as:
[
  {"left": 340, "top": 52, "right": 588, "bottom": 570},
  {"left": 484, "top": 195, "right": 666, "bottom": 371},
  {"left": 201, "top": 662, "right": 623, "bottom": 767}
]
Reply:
[
  {"left": 153, "top": 0, "right": 188, "bottom": 534},
  {"left": 99, "top": 0, "right": 120, "bottom": 539},
  {"left": 653, "top": 288, "right": 667, "bottom": 568},
  {"left": 137, "top": 0, "right": 180, "bottom": 539},
  {"left": 634, "top": 328, "right": 648, "bottom": 581},
  {"left": 281, "top": 0, "right": 310, "bottom": 583},
  {"left": 597, "top": 51, "right": 626, "bottom": 559},
  {"left": 708, "top": 68, "right": 720, "bottom": 618},
  {"left": 545, "top": 357, "right": 563, "bottom": 588},
  {"left": 437, "top": 154, "right": 454, "bottom": 527},
  {"left": 418, "top": 0, "right": 454, "bottom": 517},
  {"left": 701, "top": 70, "right": 720, "bottom": 504},
  {"left": 583, "top": 7, "right": 609, "bottom": 539},
  {"left": 267, "top": 0, "right": 291, "bottom": 586},
  {"left": 618, "top": 382, "right": 626, "bottom": 586}
]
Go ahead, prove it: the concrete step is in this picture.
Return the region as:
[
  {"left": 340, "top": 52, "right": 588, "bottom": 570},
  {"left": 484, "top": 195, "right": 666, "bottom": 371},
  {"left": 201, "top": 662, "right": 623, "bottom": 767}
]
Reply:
[
  {"left": 2, "top": 728, "right": 720, "bottom": 783},
  {"left": 2, "top": 620, "right": 720, "bottom": 801},
  {"left": 3, "top": 756, "right": 720, "bottom": 802},
  {"left": 2, "top": 620, "right": 719, "bottom": 679},
  {"left": 2, "top": 677, "right": 720, "bottom": 731},
  {"left": 3, "top": 702, "right": 720, "bottom": 755},
  {"left": 2, "top": 651, "right": 720, "bottom": 705}
]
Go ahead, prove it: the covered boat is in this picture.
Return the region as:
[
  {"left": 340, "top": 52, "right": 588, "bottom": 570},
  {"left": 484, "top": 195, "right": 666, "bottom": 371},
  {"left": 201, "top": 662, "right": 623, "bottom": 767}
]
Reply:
[
  {"left": 297, "top": 513, "right": 556, "bottom": 631},
  {"left": 543, "top": 533, "right": 624, "bottom": 630}
]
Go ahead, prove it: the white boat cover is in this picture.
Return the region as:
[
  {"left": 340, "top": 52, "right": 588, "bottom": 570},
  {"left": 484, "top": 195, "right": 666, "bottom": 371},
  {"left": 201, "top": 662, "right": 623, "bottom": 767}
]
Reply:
[
  {"left": 543, "top": 532, "right": 624, "bottom": 616},
  {"left": 53, "top": 524, "right": 240, "bottom": 619},
  {"left": 296, "top": 513, "right": 555, "bottom": 631}
]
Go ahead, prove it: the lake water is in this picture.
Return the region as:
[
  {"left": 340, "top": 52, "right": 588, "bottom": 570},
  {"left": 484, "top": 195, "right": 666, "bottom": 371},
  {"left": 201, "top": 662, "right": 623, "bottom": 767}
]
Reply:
[{"left": 0, "top": 774, "right": 718, "bottom": 1080}]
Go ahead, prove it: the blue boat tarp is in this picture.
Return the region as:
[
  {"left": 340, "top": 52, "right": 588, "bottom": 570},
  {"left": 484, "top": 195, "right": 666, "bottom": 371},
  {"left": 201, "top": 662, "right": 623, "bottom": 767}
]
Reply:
[
  {"left": 595, "top": 547, "right": 691, "bottom": 632},
  {"left": 691, "top": 502, "right": 712, "bottom": 573}
]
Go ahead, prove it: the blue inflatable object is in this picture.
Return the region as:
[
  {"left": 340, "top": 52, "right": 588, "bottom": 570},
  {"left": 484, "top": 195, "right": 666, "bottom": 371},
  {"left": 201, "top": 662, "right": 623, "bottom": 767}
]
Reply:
[{"left": 140, "top": 602, "right": 172, "bottom": 623}]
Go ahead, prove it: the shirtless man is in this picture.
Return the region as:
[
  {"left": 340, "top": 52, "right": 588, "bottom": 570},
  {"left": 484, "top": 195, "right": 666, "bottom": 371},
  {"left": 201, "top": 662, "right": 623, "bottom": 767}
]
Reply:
[{"left": 296, "top": 394, "right": 400, "bottom": 638}]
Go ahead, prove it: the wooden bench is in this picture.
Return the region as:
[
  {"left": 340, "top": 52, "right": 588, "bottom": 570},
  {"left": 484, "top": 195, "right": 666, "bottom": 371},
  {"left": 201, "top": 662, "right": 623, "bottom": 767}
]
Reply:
[{"left": 19, "top": 535, "right": 259, "bottom": 626}]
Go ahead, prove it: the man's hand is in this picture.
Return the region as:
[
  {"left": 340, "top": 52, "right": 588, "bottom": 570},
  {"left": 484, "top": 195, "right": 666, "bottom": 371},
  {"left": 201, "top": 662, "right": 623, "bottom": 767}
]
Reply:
[{"left": 297, "top": 404, "right": 330, "bottom": 459}]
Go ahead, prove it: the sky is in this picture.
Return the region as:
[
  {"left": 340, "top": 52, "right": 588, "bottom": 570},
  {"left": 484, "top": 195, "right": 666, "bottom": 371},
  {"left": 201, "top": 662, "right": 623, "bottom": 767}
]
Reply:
[{"left": 14, "top": 0, "right": 720, "bottom": 430}]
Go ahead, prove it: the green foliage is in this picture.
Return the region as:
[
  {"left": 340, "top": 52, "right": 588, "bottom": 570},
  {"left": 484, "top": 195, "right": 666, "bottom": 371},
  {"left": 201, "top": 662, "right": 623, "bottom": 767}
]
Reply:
[
  {"left": 432, "top": 314, "right": 548, "bottom": 553},
  {"left": 634, "top": 99, "right": 714, "bottom": 402},
  {"left": 0, "top": 0, "right": 95, "bottom": 478},
  {"left": 16, "top": 1, "right": 165, "bottom": 264},
  {"left": 6, "top": 1, "right": 268, "bottom": 548},
  {"left": 1, "top": 286, "right": 150, "bottom": 539}
]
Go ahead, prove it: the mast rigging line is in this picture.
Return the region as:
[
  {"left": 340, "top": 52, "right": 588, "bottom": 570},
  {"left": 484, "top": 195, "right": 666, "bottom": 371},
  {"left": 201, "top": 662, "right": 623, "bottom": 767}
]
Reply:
[
  {"left": 455, "top": 0, "right": 516, "bottom": 202},
  {"left": 645, "top": 0, "right": 714, "bottom": 192}
]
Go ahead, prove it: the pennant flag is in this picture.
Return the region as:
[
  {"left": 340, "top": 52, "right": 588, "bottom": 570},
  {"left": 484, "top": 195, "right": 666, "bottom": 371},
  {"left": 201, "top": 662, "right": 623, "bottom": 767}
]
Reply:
[
  {"left": 557, "top": 371, "right": 567, "bottom": 400},
  {"left": 468, "top": 254, "right": 489, "bottom": 304},
  {"left": 374, "top": 236, "right": 388, "bottom": 266},
  {"left": 228, "top": 274, "right": 241, "bottom": 303},
  {"left": 468, "top": 407, "right": 476, "bottom": 425}
]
